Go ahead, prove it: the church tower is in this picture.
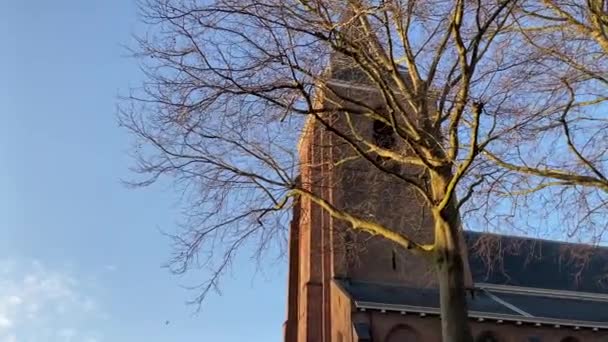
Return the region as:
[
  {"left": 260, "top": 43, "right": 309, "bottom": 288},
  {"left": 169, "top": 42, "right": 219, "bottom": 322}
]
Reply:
[{"left": 283, "top": 58, "right": 440, "bottom": 341}]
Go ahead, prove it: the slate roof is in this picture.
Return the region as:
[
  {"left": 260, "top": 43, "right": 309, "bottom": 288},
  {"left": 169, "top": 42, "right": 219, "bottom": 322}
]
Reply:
[
  {"left": 491, "top": 290, "right": 608, "bottom": 323},
  {"left": 336, "top": 280, "right": 519, "bottom": 316},
  {"left": 335, "top": 232, "right": 608, "bottom": 328},
  {"left": 465, "top": 231, "right": 608, "bottom": 294},
  {"left": 336, "top": 280, "right": 608, "bottom": 328}
]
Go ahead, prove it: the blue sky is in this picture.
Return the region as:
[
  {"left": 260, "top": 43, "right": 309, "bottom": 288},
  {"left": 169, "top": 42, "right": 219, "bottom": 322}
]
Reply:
[{"left": 0, "top": 1, "right": 286, "bottom": 341}]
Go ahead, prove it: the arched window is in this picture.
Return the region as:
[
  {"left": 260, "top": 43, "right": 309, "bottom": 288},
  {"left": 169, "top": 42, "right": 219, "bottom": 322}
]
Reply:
[
  {"left": 385, "top": 325, "right": 418, "bottom": 342},
  {"left": 560, "top": 337, "right": 580, "bottom": 342},
  {"left": 475, "top": 331, "right": 499, "bottom": 342},
  {"left": 372, "top": 120, "right": 395, "bottom": 150}
]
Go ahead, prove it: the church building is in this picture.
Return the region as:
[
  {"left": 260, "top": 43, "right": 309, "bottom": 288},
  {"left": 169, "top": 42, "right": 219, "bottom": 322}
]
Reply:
[{"left": 282, "top": 57, "right": 608, "bottom": 342}]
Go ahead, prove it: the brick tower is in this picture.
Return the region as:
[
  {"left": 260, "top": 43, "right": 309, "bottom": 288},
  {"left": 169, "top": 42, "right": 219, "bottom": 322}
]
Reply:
[{"left": 282, "top": 60, "right": 440, "bottom": 341}]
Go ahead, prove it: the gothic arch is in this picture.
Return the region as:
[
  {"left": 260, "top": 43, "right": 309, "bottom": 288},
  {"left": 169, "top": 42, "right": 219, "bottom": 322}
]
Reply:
[
  {"left": 372, "top": 119, "right": 396, "bottom": 150},
  {"left": 385, "top": 324, "right": 419, "bottom": 342},
  {"left": 475, "top": 330, "right": 500, "bottom": 342},
  {"left": 560, "top": 337, "right": 580, "bottom": 342}
]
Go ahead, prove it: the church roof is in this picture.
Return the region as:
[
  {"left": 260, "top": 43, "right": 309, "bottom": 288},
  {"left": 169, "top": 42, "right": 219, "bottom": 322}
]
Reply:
[
  {"left": 337, "top": 280, "right": 518, "bottom": 316},
  {"left": 335, "top": 232, "right": 608, "bottom": 330},
  {"left": 465, "top": 231, "right": 608, "bottom": 295},
  {"left": 335, "top": 280, "right": 608, "bottom": 329}
]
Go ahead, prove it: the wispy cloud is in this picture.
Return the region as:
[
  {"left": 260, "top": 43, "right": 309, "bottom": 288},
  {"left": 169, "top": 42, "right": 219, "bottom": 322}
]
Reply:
[
  {"left": 102, "top": 265, "right": 117, "bottom": 273},
  {"left": 0, "top": 259, "right": 105, "bottom": 342}
]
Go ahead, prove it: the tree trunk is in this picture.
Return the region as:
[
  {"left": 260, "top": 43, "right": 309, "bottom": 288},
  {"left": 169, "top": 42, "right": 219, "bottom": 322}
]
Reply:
[
  {"left": 431, "top": 166, "right": 474, "bottom": 342},
  {"left": 436, "top": 234, "right": 473, "bottom": 342}
]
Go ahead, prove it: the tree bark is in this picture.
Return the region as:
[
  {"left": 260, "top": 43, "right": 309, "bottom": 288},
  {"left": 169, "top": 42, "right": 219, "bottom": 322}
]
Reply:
[
  {"left": 436, "top": 229, "right": 473, "bottom": 342},
  {"left": 432, "top": 167, "right": 474, "bottom": 342}
]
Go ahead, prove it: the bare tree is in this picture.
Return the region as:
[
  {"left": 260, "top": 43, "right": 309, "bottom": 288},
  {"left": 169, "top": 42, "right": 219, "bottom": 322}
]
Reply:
[
  {"left": 117, "top": 1, "right": 601, "bottom": 341},
  {"left": 470, "top": 0, "right": 608, "bottom": 244}
]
